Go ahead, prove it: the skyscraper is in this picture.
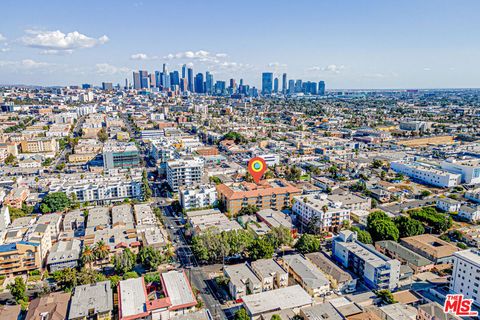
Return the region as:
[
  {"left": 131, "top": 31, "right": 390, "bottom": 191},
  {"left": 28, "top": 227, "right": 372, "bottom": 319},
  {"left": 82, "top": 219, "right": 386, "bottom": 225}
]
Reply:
[
  {"left": 139, "top": 70, "right": 149, "bottom": 88},
  {"left": 194, "top": 73, "right": 204, "bottom": 93},
  {"left": 133, "top": 71, "right": 141, "bottom": 89},
  {"left": 170, "top": 71, "right": 180, "bottom": 87},
  {"left": 187, "top": 68, "right": 194, "bottom": 92},
  {"left": 182, "top": 64, "right": 187, "bottom": 79},
  {"left": 149, "top": 73, "right": 156, "bottom": 88},
  {"left": 318, "top": 81, "right": 326, "bottom": 96},
  {"left": 282, "top": 73, "right": 287, "bottom": 94},
  {"left": 273, "top": 77, "right": 279, "bottom": 93},
  {"left": 262, "top": 72, "right": 273, "bottom": 95},
  {"left": 288, "top": 79, "right": 295, "bottom": 94},
  {"left": 154, "top": 71, "right": 161, "bottom": 88},
  {"left": 205, "top": 72, "right": 214, "bottom": 94}
]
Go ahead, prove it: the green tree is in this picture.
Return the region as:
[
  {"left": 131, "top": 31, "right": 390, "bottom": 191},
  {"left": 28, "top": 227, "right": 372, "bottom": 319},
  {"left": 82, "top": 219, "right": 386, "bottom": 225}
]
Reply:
[
  {"left": 294, "top": 234, "right": 321, "bottom": 253},
  {"left": 376, "top": 289, "right": 397, "bottom": 304},
  {"left": 409, "top": 207, "right": 452, "bottom": 233},
  {"left": 234, "top": 308, "right": 250, "bottom": 320},
  {"left": 41, "top": 192, "right": 71, "bottom": 213},
  {"left": 350, "top": 227, "right": 373, "bottom": 244},
  {"left": 271, "top": 315, "right": 282, "bottom": 320},
  {"left": 368, "top": 219, "right": 399, "bottom": 242},
  {"left": 7, "top": 277, "right": 27, "bottom": 305},
  {"left": 142, "top": 170, "right": 152, "bottom": 201},
  {"left": 394, "top": 216, "right": 425, "bottom": 238},
  {"left": 113, "top": 248, "right": 136, "bottom": 274},
  {"left": 97, "top": 127, "right": 108, "bottom": 143},
  {"left": 123, "top": 271, "right": 139, "bottom": 280},
  {"left": 53, "top": 268, "right": 78, "bottom": 291},
  {"left": 267, "top": 226, "right": 293, "bottom": 248},
  {"left": 4, "top": 154, "right": 16, "bottom": 165},
  {"left": 237, "top": 204, "right": 259, "bottom": 216},
  {"left": 94, "top": 240, "right": 110, "bottom": 264},
  {"left": 138, "top": 246, "right": 164, "bottom": 271},
  {"left": 367, "top": 210, "right": 389, "bottom": 227},
  {"left": 81, "top": 245, "right": 95, "bottom": 268},
  {"left": 248, "top": 237, "right": 274, "bottom": 260}
]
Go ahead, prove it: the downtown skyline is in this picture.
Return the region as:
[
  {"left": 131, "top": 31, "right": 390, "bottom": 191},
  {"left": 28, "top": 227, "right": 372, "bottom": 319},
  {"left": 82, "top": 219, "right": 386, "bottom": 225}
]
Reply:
[{"left": 1, "top": 0, "right": 480, "bottom": 89}]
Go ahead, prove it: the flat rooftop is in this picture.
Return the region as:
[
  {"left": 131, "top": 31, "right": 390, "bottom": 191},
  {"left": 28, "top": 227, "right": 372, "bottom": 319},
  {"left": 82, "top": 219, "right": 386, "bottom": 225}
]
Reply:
[
  {"left": 119, "top": 277, "right": 147, "bottom": 317},
  {"left": 161, "top": 270, "right": 196, "bottom": 309}
]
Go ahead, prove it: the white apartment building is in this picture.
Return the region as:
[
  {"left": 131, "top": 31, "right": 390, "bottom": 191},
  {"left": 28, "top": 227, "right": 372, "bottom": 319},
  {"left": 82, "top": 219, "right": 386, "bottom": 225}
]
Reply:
[
  {"left": 458, "top": 205, "right": 480, "bottom": 223},
  {"left": 390, "top": 160, "right": 461, "bottom": 187},
  {"left": 436, "top": 198, "right": 461, "bottom": 213},
  {"left": 179, "top": 184, "right": 217, "bottom": 211},
  {"left": 166, "top": 157, "right": 204, "bottom": 192},
  {"left": 441, "top": 158, "right": 480, "bottom": 185},
  {"left": 466, "top": 188, "right": 480, "bottom": 204},
  {"left": 292, "top": 193, "right": 350, "bottom": 232},
  {"left": 250, "top": 153, "right": 280, "bottom": 166},
  {"left": 450, "top": 249, "right": 480, "bottom": 307}
]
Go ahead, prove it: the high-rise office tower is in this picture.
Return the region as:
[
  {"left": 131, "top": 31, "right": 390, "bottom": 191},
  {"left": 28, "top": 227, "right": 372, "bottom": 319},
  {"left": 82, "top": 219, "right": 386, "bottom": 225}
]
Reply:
[
  {"left": 295, "top": 80, "right": 302, "bottom": 93},
  {"left": 282, "top": 73, "right": 287, "bottom": 94},
  {"left": 133, "top": 71, "right": 141, "bottom": 89},
  {"left": 205, "top": 72, "right": 214, "bottom": 94},
  {"left": 180, "top": 78, "right": 188, "bottom": 92},
  {"left": 182, "top": 64, "right": 187, "bottom": 79},
  {"left": 273, "top": 77, "right": 279, "bottom": 93},
  {"left": 215, "top": 81, "right": 226, "bottom": 95},
  {"left": 318, "top": 81, "right": 326, "bottom": 96},
  {"left": 194, "top": 73, "right": 204, "bottom": 93},
  {"left": 170, "top": 71, "right": 180, "bottom": 87},
  {"left": 288, "top": 79, "right": 295, "bottom": 94},
  {"left": 102, "top": 82, "right": 113, "bottom": 91},
  {"left": 125, "top": 78, "right": 128, "bottom": 90},
  {"left": 262, "top": 72, "right": 273, "bottom": 95},
  {"left": 139, "top": 70, "right": 149, "bottom": 88},
  {"left": 187, "top": 68, "right": 194, "bottom": 92},
  {"left": 149, "top": 73, "right": 156, "bottom": 88},
  {"left": 239, "top": 79, "right": 244, "bottom": 86},
  {"left": 154, "top": 71, "right": 161, "bottom": 88},
  {"left": 162, "top": 63, "right": 168, "bottom": 74}
]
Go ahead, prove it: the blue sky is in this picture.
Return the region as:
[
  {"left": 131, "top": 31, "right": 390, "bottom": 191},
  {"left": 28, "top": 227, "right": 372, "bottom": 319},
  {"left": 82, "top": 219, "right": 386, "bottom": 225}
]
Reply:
[{"left": 1, "top": 0, "right": 480, "bottom": 88}]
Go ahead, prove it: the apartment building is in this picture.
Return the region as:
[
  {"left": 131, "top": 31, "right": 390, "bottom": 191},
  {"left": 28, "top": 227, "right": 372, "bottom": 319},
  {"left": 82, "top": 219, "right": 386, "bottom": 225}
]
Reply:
[
  {"left": 292, "top": 193, "right": 350, "bottom": 232},
  {"left": 0, "top": 241, "right": 41, "bottom": 276},
  {"left": 179, "top": 184, "right": 217, "bottom": 211},
  {"left": 166, "top": 157, "right": 204, "bottom": 192},
  {"left": 20, "top": 137, "right": 58, "bottom": 153},
  {"left": 217, "top": 179, "right": 301, "bottom": 215},
  {"left": 375, "top": 240, "right": 435, "bottom": 274},
  {"left": 390, "top": 160, "right": 461, "bottom": 187},
  {"left": 400, "top": 234, "right": 459, "bottom": 264},
  {"left": 68, "top": 281, "right": 113, "bottom": 320},
  {"left": 450, "top": 249, "right": 480, "bottom": 307},
  {"left": 47, "top": 239, "right": 81, "bottom": 272},
  {"left": 250, "top": 259, "right": 288, "bottom": 291},
  {"left": 436, "top": 198, "right": 461, "bottom": 213},
  {"left": 224, "top": 263, "right": 262, "bottom": 300},
  {"left": 458, "top": 204, "right": 480, "bottom": 223},
  {"left": 441, "top": 158, "right": 480, "bottom": 185},
  {"left": 332, "top": 230, "right": 400, "bottom": 291}
]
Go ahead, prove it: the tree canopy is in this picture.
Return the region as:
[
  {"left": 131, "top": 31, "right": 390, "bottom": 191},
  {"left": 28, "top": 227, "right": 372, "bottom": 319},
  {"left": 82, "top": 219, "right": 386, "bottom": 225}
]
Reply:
[
  {"left": 294, "top": 234, "right": 321, "bottom": 253},
  {"left": 41, "top": 192, "right": 71, "bottom": 213}
]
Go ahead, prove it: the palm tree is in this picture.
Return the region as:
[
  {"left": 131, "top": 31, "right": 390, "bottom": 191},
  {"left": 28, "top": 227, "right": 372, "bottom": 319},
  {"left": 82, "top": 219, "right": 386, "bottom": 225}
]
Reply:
[
  {"left": 164, "top": 243, "right": 175, "bottom": 262},
  {"left": 94, "top": 241, "right": 110, "bottom": 266},
  {"left": 81, "top": 245, "right": 95, "bottom": 268}
]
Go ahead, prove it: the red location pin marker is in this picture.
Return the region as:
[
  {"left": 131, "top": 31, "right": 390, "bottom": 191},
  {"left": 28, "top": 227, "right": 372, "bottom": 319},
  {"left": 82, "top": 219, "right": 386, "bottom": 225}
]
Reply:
[{"left": 248, "top": 157, "right": 267, "bottom": 183}]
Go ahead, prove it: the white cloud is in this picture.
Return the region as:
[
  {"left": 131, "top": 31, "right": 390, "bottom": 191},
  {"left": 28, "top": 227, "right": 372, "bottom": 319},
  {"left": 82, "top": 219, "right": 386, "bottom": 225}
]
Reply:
[
  {"left": 268, "top": 62, "right": 287, "bottom": 68},
  {"left": 40, "top": 49, "right": 73, "bottom": 55},
  {"left": 21, "top": 30, "right": 109, "bottom": 52},
  {"left": 95, "top": 63, "right": 130, "bottom": 75},
  {"left": 0, "top": 59, "right": 51, "bottom": 70},
  {"left": 164, "top": 50, "right": 224, "bottom": 63},
  {"left": 308, "top": 64, "right": 345, "bottom": 74},
  {"left": 0, "top": 48, "right": 10, "bottom": 53},
  {"left": 423, "top": 67, "right": 431, "bottom": 71},
  {"left": 130, "top": 53, "right": 159, "bottom": 60},
  {"left": 0, "top": 34, "right": 6, "bottom": 42}
]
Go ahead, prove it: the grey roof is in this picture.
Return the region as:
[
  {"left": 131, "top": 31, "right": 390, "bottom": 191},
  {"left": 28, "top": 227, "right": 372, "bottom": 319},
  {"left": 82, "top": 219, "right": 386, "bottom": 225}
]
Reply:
[
  {"left": 119, "top": 277, "right": 147, "bottom": 317},
  {"left": 301, "top": 302, "right": 344, "bottom": 320},
  {"left": 161, "top": 270, "right": 196, "bottom": 308},
  {"left": 47, "top": 239, "right": 81, "bottom": 265},
  {"left": 376, "top": 240, "right": 433, "bottom": 267},
  {"left": 418, "top": 302, "right": 460, "bottom": 320},
  {"left": 283, "top": 254, "right": 330, "bottom": 290},
  {"left": 305, "top": 252, "right": 354, "bottom": 284},
  {"left": 68, "top": 281, "right": 113, "bottom": 319},
  {"left": 250, "top": 259, "right": 286, "bottom": 279}
]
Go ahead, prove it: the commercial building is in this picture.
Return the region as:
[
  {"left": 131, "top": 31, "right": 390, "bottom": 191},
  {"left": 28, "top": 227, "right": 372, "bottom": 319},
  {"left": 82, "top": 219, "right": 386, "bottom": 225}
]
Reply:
[
  {"left": 281, "top": 254, "right": 330, "bottom": 297},
  {"left": 241, "top": 285, "right": 313, "bottom": 320},
  {"left": 390, "top": 160, "right": 461, "bottom": 187},
  {"left": 103, "top": 142, "right": 140, "bottom": 169},
  {"left": 250, "top": 259, "right": 288, "bottom": 291},
  {"left": 179, "top": 184, "right": 217, "bottom": 211},
  {"left": 292, "top": 193, "right": 350, "bottom": 232},
  {"left": 450, "top": 249, "right": 480, "bottom": 307},
  {"left": 441, "top": 158, "right": 480, "bottom": 185},
  {"left": 166, "top": 158, "right": 204, "bottom": 192},
  {"left": 224, "top": 263, "right": 262, "bottom": 300},
  {"left": 400, "top": 234, "right": 459, "bottom": 264},
  {"left": 68, "top": 281, "right": 113, "bottom": 320},
  {"left": 186, "top": 208, "right": 242, "bottom": 234},
  {"left": 20, "top": 137, "right": 58, "bottom": 153},
  {"left": 332, "top": 230, "right": 400, "bottom": 290},
  {"left": 375, "top": 240, "right": 434, "bottom": 274},
  {"left": 261, "top": 72, "right": 273, "bottom": 95},
  {"left": 217, "top": 179, "right": 301, "bottom": 215}
]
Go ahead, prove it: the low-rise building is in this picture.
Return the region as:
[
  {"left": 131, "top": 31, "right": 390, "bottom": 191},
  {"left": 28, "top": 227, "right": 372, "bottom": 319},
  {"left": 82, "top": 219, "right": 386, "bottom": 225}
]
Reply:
[
  {"left": 26, "top": 292, "right": 71, "bottom": 320},
  {"left": 241, "top": 285, "right": 313, "bottom": 320},
  {"left": 68, "top": 281, "right": 113, "bottom": 320},
  {"left": 375, "top": 240, "right": 434, "bottom": 274},
  {"left": 417, "top": 302, "right": 461, "bottom": 320},
  {"left": 458, "top": 204, "right": 480, "bottom": 222},
  {"left": 47, "top": 239, "right": 81, "bottom": 272},
  {"left": 187, "top": 208, "right": 242, "bottom": 235},
  {"left": 436, "top": 198, "right": 461, "bottom": 213},
  {"left": 63, "top": 210, "right": 86, "bottom": 232},
  {"left": 280, "top": 254, "right": 330, "bottom": 297},
  {"left": 400, "top": 234, "right": 459, "bottom": 264},
  {"left": 390, "top": 160, "right": 461, "bottom": 188},
  {"left": 0, "top": 241, "right": 41, "bottom": 276},
  {"left": 224, "top": 263, "right": 262, "bottom": 300},
  {"left": 250, "top": 259, "right": 288, "bottom": 291},
  {"left": 300, "top": 302, "right": 344, "bottom": 320},
  {"left": 179, "top": 184, "right": 217, "bottom": 211},
  {"left": 378, "top": 303, "right": 417, "bottom": 320}
]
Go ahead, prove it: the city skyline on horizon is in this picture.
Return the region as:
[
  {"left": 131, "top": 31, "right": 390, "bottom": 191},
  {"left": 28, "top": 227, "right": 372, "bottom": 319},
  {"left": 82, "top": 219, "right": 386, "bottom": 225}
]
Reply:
[{"left": 2, "top": 0, "right": 480, "bottom": 89}]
